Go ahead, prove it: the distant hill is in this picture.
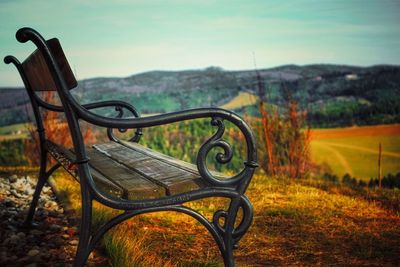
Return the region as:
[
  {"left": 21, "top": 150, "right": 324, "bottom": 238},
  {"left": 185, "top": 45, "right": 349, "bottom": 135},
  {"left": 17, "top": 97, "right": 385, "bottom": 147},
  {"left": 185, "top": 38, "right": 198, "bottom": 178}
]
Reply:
[
  {"left": 1, "top": 64, "right": 399, "bottom": 127},
  {"left": 0, "top": 88, "right": 31, "bottom": 127}
]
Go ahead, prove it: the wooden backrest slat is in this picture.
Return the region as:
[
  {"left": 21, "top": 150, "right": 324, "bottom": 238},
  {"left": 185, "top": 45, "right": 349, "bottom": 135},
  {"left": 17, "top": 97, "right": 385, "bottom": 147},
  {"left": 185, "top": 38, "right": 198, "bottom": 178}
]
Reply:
[{"left": 22, "top": 38, "right": 77, "bottom": 91}]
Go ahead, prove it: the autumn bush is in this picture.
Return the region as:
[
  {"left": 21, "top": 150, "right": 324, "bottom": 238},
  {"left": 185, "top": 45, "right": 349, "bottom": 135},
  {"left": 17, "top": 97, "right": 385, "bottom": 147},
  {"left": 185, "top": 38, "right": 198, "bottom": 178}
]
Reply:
[
  {"left": 255, "top": 73, "right": 311, "bottom": 178},
  {"left": 24, "top": 91, "right": 97, "bottom": 166}
]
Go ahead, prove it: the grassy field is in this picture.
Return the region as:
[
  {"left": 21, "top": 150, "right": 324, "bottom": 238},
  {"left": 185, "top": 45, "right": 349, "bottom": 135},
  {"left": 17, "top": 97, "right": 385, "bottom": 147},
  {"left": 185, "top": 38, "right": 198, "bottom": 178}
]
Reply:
[
  {"left": 0, "top": 122, "right": 30, "bottom": 135},
  {"left": 220, "top": 92, "right": 258, "bottom": 110},
  {"left": 310, "top": 124, "right": 400, "bottom": 180},
  {"left": 48, "top": 170, "right": 400, "bottom": 266},
  {"left": 0, "top": 122, "right": 30, "bottom": 141}
]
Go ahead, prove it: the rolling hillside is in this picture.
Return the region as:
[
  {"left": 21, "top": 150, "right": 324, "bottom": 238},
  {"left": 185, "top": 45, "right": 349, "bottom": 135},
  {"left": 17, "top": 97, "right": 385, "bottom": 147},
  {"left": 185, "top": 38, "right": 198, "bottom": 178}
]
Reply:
[{"left": 1, "top": 64, "right": 399, "bottom": 127}]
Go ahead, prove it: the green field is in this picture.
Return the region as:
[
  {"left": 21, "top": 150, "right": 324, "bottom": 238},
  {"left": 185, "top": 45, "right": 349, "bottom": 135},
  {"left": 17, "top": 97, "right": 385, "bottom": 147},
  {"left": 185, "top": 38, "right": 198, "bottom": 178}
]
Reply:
[
  {"left": 311, "top": 125, "right": 400, "bottom": 180},
  {"left": 0, "top": 122, "right": 29, "bottom": 135},
  {"left": 0, "top": 122, "right": 30, "bottom": 141}
]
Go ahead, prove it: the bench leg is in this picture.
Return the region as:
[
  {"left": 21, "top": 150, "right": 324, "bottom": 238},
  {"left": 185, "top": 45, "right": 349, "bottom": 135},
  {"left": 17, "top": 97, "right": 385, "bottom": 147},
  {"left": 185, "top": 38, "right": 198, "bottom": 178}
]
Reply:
[
  {"left": 73, "top": 183, "right": 93, "bottom": 267},
  {"left": 23, "top": 153, "right": 56, "bottom": 228},
  {"left": 219, "top": 198, "right": 245, "bottom": 267},
  {"left": 222, "top": 244, "right": 234, "bottom": 267}
]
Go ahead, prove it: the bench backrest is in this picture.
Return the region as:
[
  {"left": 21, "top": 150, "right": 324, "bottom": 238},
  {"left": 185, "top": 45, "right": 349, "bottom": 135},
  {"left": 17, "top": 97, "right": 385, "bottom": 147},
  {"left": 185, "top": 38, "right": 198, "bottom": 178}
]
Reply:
[
  {"left": 22, "top": 38, "right": 77, "bottom": 91},
  {"left": 5, "top": 28, "right": 85, "bottom": 156}
]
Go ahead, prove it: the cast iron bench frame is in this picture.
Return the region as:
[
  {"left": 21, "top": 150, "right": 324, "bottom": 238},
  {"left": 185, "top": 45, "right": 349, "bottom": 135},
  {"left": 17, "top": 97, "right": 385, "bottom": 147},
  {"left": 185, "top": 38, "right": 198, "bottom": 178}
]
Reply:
[{"left": 5, "top": 27, "right": 258, "bottom": 267}]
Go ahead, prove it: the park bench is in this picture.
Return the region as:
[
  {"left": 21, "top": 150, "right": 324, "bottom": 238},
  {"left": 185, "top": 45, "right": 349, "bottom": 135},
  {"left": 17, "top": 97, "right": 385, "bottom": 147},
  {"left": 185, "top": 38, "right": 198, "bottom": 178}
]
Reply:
[{"left": 4, "top": 27, "right": 258, "bottom": 267}]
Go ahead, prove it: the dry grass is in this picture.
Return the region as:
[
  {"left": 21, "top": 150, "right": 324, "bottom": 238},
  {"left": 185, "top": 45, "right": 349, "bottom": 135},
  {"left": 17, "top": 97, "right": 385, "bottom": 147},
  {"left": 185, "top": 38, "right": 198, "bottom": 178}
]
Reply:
[
  {"left": 242, "top": 173, "right": 400, "bottom": 266},
  {"left": 52, "top": 170, "right": 400, "bottom": 266},
  {"left": 52, "top": 171, "right": 222, "bottom": 266},
  {"left": 0, "top": 123, "right": 30, "bottom": 141},
  {"left": 0, "top": 166, "right": 39, "bottom": 174},
  {"left": 0, "top": 133, "right": 29, "bottom": 141},
  {"left": 310, "top": 124, "right": 400, "bottom": 139}
]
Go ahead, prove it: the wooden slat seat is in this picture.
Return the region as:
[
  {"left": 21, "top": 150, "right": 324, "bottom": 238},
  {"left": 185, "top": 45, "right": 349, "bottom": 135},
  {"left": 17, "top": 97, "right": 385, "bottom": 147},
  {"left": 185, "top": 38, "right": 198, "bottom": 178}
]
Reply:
[{"left": 46, "top": 140, "right": 210, "bottom": 200}]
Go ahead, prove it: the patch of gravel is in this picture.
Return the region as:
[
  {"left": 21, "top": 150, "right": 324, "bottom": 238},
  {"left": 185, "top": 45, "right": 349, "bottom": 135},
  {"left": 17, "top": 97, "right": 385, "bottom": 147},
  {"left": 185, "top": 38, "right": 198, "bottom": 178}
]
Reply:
[{"left": 0, "top": 174, "right": 109, "bottom": 266}]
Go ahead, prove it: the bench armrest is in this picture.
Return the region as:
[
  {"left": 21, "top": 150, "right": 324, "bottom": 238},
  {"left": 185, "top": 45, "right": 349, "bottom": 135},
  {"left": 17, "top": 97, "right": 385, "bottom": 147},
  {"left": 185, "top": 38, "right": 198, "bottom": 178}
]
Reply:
[
  {"left": 70, "top": 97, "right": 258, "bottom": 189},
  {"left": 30, "top": 93, "right": 143, "bottom": 142},
  {"left": 83, "top": 100, "right": 143, "bottom": 142}
]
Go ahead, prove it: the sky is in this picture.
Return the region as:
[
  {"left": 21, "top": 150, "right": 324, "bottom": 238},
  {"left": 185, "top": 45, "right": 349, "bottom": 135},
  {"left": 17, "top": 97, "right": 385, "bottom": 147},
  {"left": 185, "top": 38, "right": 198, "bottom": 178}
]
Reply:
[{"left": 1, "top": 0, "right": 399, "bottom": 86}]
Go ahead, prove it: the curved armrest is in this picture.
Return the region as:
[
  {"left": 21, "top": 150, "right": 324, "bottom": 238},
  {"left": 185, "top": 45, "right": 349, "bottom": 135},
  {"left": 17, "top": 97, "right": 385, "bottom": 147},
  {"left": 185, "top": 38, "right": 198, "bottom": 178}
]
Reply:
[
  {"left": 30, "top": 94, "right": 143, "bottom": 142},
  {"left": 83, "top": 100, "right": 142, "bottom": 142},
  {"left": 68, "top": 94, "right": 258, "bottom": 189}
]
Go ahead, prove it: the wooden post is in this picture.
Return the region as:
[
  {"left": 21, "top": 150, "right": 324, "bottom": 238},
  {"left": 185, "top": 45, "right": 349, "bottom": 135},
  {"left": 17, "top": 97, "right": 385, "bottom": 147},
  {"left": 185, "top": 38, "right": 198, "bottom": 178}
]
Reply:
[{"left": 378, "top": 142, "right": 382, "bottom": 188}]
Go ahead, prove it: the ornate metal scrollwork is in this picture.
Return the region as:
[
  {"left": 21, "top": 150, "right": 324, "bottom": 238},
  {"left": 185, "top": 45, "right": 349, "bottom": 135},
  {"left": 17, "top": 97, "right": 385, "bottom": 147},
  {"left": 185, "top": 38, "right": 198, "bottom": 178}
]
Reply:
[
  {"left": 107, "top": 105, "right": 142, "bottom": 142},
  {"left": 197, "top": 117, "right": 233, "bottom": 186},
  {"left": 231, "top": 196, "right": 253, "bottom": 243},
  {"left": 213, "top": 209, "right": 228, "bottom": 234},
  {"left": 197, "top": 117, "right": 254, "bottom": 187},
  {"left": 212, "top": 196, "right": 253, "bottom": 245}
]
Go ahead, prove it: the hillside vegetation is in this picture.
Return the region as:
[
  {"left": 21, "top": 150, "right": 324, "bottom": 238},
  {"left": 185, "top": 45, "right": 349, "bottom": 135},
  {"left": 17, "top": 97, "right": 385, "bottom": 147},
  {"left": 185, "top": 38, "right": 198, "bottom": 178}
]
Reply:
[{"left": 1, "top": 64, "right": 399, "bottom": 127}]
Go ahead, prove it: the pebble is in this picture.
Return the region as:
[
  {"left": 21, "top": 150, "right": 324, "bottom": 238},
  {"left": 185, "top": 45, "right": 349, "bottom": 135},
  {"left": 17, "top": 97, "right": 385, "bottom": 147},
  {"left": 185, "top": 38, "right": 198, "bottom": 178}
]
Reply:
[
  {"left": 0, "top": 174, "right": 109, "bottom": 266},
  {"left": 49, "top": 210, "right": 60, "bottom": 217},
  {"left": 8, "top": 210, "right": 18, "bottom": 216},
  {"left": 27, "top": 249, "right": 40, "bottom": 257},
  {"left": 9, "top": 234, "right": 20, "bottom": 245},
  {"left": 8, "top": 174, "right": 18, "bottom": 183},
  {"left": 49, "top": 224, "right": 62, "bottom": 231},
  {"left": 62, "top": 234, "right": 70, "bottom": 240},
  {"left": 4, "top": 199, "right": 15, "bottom": 207},
  {"left": 69, "top": 240, "right": 79, "bottom": 246},
  {"left": 30, "top": 229, "right": 43, "bottom": 235},
  {"left": 10, "top": 189, "right": 21, "bottom": 198},
  {"left": 17, "top": 232, "right": 26, "bottom": 238}
]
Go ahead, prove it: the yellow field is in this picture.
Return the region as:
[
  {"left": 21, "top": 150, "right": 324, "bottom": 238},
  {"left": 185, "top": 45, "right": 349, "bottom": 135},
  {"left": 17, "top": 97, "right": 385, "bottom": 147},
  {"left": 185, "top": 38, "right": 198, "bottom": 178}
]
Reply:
[
  {"left": 220, "top": 92, "right": 258, "bottom": 110},
  {"left": 310, "top": 124, "right": 400, "bottom": 180}
]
